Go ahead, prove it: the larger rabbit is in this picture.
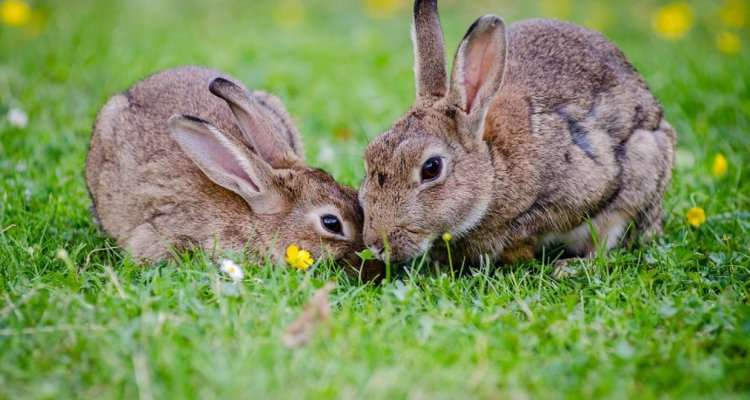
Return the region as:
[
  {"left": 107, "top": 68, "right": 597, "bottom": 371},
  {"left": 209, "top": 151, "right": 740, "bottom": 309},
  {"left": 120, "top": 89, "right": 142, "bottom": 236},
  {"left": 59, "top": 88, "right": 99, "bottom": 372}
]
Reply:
[
  {"left": 87, "top": 66, "right": 380, "bottom": 277},
  {"left": 360, "top": 0, "right": 675, "bottom": 269}
]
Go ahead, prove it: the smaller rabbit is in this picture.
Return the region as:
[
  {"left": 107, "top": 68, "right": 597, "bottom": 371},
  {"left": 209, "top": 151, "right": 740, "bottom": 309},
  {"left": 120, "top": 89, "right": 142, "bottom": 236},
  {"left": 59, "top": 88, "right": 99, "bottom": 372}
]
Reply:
[
  {"left": 359, "top": 1, "right": 675, "bottom": 271},
  {"left": 86, "top": 66, "right": 381, "bottom": 277}
]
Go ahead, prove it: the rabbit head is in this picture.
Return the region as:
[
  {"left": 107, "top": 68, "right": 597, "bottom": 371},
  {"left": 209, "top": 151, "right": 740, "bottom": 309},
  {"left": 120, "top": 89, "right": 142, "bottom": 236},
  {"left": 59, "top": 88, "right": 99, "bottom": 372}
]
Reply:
[
  {"left": 360, "top": 0, "right": 507, "bottom": 262},
  {"left": 170, "top": 78, "right": 377, "bottom": 275}
]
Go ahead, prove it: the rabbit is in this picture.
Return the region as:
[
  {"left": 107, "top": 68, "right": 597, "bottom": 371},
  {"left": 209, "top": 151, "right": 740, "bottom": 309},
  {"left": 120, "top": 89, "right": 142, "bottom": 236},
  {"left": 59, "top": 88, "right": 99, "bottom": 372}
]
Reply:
[
  {"left": 86, "top": 66, "right": 383, "bottom": 278},
  {"left": 359, "top": 0, "right": 676, "bottom": 271}
]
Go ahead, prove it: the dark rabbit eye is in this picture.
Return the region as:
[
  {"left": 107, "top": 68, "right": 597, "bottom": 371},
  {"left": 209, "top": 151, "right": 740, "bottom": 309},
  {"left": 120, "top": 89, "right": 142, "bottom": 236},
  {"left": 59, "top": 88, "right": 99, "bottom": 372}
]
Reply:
[
  {"left": 421, "top": 157, "right": 443, "bottom": 182},
  {"left": 320, "top": 214, "right": 343, "bottom": 235}
]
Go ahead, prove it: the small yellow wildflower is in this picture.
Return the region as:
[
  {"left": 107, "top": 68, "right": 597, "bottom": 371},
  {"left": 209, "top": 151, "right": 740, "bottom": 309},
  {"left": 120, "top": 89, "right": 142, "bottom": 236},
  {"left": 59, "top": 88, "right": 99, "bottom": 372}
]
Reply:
[
  {"left": 711, "top": 153, "right": 729, "bottom": 177},
  {"left": 273, "top": 0, "right": 305, "bottom": 30},
  {"left": 442, "top": 232, "right": 452, "bottom": 242},
  {"left": 686, "top": 207, "right": 706, "bottom": 228},
  {"left": 286, "top": 245, "right": 315, "bottom": 271},
  {"left": 652, "top": 2, "right": 694, "bottom": 40},
  {"left": 0, "top": 0, "right": 31, "bottom": 26},
  {"left": 720, "top": 0, "right": 748, "bottom": 29},
  {"left": 716, "top": 31, "right": 741, "bottom": 55},
  {"left": 363, "top": 0, "right": 408, "bottom": 20}
]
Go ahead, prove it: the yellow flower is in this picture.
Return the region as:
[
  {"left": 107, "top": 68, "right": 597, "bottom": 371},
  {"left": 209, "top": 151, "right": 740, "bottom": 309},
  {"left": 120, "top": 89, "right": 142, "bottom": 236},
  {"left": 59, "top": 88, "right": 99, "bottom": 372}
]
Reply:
[
  {"left": 363, "top": 0, "right": 408, "bottom": 20},
  {"left": 286, "top": 245, "right": 315, "bottom": 271},
  {"left": 686, "top": 207, "right": 706, "bottom": 228},
  {"left": 720, "top": 0, "right": 748, "bottom": 28},
  {"left": 652, "top": 2, "right": 694, "bottom": 40},
  {"left": 711, "top": 153, "right": 729, "bottom": 177},
  {"left": 273, "top": 0, "right": 305, "bottom": 30},
  {"left": 716, "top": 31, "right": 741, "bottom": 55},
  {"left": 442, "top": 232, "right": 452, "bottom": 242},
  {"left": 1, "top": 0, "right": 31, "bottom": 27}
]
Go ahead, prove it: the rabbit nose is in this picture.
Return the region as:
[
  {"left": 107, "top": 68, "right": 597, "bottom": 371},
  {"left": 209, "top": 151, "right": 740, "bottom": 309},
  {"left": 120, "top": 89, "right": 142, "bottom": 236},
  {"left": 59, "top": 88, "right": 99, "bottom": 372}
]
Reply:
[{"left": 363, "top": 223, "right": 388, "bottom": 260}]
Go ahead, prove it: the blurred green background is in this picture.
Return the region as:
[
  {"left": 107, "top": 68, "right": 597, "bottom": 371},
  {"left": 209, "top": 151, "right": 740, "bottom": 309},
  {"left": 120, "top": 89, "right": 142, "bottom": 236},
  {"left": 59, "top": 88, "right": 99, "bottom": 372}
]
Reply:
[
  {"left": 1, "top": 0, "right": 747, "bottom": 186},
  {"left": 1, "top": 0, "right": 749, "bottom": 398}
]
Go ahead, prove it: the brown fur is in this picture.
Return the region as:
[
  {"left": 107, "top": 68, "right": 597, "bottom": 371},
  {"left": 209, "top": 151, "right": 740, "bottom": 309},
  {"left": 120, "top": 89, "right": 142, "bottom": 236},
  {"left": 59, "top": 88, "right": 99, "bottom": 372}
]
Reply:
[
  {"left": 413, "top": 0, "right": 448, "bottom": 100},
  {"left": 86, "top": 66, "right": 383, "bottom": 278},
  {"left": 360, "top": 2, "right": 675, "bottom": 267}
]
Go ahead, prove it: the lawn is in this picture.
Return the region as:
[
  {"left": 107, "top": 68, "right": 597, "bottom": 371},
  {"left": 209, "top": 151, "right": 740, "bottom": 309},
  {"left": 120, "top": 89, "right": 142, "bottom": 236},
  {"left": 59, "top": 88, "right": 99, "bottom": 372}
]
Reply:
[{"left": 1, "top": 0, "right": 749, "bottom": 398}]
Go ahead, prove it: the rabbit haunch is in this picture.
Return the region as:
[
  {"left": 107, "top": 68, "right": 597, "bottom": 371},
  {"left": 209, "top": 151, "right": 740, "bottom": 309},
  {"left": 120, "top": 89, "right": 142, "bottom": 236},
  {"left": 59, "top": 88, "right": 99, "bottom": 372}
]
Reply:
[
  {"left": 86, "top": 66, "right": 376, "bottom": 275},
  {"left": 359, "top": 0, "right": 675, "bottom": 267}
]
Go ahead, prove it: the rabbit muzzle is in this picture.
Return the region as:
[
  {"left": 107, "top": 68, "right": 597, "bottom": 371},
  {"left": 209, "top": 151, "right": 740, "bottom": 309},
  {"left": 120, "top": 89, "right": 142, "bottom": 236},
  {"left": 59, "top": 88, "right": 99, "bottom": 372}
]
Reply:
[{"left": 363, "top": 224, "right": 433, "bottom": 263}]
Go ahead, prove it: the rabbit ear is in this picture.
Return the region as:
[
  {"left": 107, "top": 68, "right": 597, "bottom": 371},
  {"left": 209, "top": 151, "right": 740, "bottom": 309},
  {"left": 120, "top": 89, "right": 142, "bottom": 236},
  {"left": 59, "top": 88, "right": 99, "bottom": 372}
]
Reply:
[
  {"left": 413, "top": 0, "right": 448, "bottom": 100},
  {"left": 169, "top": 115, "right": 282, "bottom": 215},
  {"left": 209, "top": 78, "right": 301, "bottom": 168},
  {"left": 447, "top": 15, "right": 508, "bottom": 134}
]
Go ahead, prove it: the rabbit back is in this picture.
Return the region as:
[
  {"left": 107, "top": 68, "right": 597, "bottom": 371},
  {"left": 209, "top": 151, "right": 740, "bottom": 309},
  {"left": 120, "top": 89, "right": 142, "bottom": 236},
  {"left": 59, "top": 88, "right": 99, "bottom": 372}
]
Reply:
[
  {"left": 484, "top": 19, "right": 675, "bottom": 256},
  {"left": 359, "top": 9, "right": 676, "bottom": 265},
  {"left": 86, "top": 66, "right": 296, "bottom": 259}
]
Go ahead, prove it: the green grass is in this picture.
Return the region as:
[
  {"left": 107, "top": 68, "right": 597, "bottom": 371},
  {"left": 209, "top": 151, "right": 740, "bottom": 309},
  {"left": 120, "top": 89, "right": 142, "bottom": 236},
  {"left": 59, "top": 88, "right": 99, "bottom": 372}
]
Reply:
[{"left": 1, "top": 0, "right": 749, "bottom": 398}]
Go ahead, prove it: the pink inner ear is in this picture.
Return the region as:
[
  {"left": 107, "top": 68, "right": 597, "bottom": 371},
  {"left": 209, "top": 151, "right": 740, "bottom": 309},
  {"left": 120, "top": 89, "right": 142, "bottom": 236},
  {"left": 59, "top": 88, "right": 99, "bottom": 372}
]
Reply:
[
  {"left": 463, "top": 29, "right": 498, "bottom": 113},
  {"left": 212, "top": 145, "right": 260, "bottom": 193},
  {"left": 186, "top": 131, "right": 260, "bottom": 193}
]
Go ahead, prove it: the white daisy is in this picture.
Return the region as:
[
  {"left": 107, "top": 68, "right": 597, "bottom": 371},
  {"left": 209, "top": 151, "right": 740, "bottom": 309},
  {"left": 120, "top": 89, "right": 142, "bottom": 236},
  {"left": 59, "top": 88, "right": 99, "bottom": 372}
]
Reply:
[
  {"left": 7, "top": 107, "right": 28, "bottom": 128},
  {"left": 220, "top": 259, "right": 244, "bottom": 281}
]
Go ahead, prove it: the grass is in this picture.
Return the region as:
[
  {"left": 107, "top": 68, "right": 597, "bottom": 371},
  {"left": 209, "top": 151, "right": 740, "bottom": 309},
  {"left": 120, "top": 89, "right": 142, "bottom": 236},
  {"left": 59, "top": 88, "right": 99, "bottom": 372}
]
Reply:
[{"left": 1, "top": 0, "right": 749, "bottom": 398}]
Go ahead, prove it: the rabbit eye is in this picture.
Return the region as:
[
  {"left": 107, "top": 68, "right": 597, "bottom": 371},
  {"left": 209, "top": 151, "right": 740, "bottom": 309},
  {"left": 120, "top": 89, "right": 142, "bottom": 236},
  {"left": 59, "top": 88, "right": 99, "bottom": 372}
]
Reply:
[
  {"left": 421, "top": 157, "right": 443, "bottom": 182},
  {"left": 320, "top": 214, "right": 343, "bottom": 235}
]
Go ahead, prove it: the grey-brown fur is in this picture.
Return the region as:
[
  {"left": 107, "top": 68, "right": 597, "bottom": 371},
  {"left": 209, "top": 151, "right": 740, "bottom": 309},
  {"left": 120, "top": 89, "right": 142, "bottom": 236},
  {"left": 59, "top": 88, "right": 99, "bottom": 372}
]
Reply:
[
  {"left": 86, "top": 66, "right": 379, "bottom": 276},
  {"left": 413, "top": 0, "right": 448, "bottom": 99},
  {"left": 360, "top": 1, "right": 675, "bottom": 267}
]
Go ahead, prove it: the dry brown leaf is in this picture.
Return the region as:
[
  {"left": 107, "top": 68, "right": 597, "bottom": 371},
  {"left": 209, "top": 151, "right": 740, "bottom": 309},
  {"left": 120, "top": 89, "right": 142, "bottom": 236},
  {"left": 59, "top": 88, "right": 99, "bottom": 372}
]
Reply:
[{"left": 282, "top": 282, "right": 335, "bottom": 348}]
